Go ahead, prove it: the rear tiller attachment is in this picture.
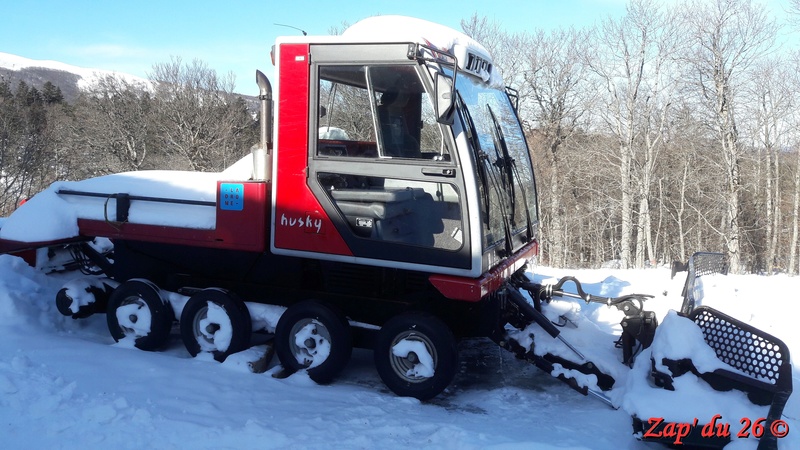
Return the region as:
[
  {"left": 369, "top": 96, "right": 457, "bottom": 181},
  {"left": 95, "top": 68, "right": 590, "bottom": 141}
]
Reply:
[
  {"left": 494, "top": 253, "right": 791, "bottom": 450},
  {"left": 635, "top": 253, "right": 792, "bottom": 450},
  {"left": 633, "top": 306, "right": 793, "bottom": 450},
  {"left": 674, "top": 251, "right": 730, "bottom": 315}
]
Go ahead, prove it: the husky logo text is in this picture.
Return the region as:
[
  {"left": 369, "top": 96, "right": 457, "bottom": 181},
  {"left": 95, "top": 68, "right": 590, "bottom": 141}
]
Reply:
[{"left": 279, "top": 213, "right": 323, "bottom": 233}]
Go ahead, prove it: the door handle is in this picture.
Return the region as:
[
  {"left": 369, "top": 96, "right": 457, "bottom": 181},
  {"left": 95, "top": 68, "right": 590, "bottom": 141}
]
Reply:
[{"left": 421, "top": 168, "right": 456, "bottom": 177}]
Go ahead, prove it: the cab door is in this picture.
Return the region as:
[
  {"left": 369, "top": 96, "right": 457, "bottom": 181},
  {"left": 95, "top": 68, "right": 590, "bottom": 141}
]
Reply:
[{"left": 307, "top": 43, "right": 472, "bottom": 272}]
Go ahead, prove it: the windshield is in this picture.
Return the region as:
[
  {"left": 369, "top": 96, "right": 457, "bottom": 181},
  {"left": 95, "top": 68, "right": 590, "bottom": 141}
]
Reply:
[{"left": 455, "top": 74, "right": 537, "bottom": 252}]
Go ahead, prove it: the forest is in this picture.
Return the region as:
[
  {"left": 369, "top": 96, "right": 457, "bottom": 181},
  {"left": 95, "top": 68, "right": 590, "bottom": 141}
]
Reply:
[
  {"left": 465, "top": 0, "right": 800, "bottom": 274},
  {"left": 2, "top": 0, "right": 800, "bottom": 274},
  {"left": 0, "top": 57, "right": 258, "bottom": 218}
]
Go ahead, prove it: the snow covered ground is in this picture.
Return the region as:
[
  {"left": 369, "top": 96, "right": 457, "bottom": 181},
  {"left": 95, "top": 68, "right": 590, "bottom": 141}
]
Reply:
[{"left": 0, "top": 255, "right": 797, "bottom": 449}]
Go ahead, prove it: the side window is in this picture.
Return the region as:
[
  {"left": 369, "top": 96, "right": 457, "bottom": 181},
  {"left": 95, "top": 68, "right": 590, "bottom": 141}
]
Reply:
[
  {"left": 318, "top": 173, "right": 463, "bottom": 251},
  {"left": 317, "top": 65, "right": 446, "bottom": 160},
  {"left": 318, "top": 66, "right": 377, "bottom": 157}
]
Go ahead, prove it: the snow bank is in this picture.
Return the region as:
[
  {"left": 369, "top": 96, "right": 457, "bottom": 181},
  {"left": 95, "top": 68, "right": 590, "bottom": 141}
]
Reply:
[
  {"left": 246, "top": 303, "right": 286, "bottom": 333},
  {"left": 0, "top": 253, "right": 797, "bottom": 448},
  {"left": 343, "top": 15, "right": 487, "bottom": 56},
  {"left": 0, "top": 187, "right": 80, "bottom": 242},
  {"left": 0, "top": 255, "right": 65, "bottom": 327}
]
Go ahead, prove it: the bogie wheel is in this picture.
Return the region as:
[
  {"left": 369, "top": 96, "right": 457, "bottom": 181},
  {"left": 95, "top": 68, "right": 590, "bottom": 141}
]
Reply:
[
  {"left": 179, "top": 288, "right": 252, "bottom": 362},
  {"left": 56, "top": 279, "right": 115, "bottom": 319},
  {"left": 106, "top": 279, "right": 173, "bottom": 351},
  {"left": 274, "top": 300, "right": 352, "bottom": 384},
  {"left": 374, "top": 312, "right": 458, "bottom": 401}
]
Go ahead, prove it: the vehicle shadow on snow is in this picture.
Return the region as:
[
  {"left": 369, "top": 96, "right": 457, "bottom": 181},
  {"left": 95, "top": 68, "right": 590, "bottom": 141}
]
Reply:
[
  {"left": 67, "top": 314, "right": 595, "bottom": 418},
  {"left": 337, "top": 337, "right": 565, "bottom": 414},
  {"left": 436, "top": 338, "right": 566, "bottom": 411}
]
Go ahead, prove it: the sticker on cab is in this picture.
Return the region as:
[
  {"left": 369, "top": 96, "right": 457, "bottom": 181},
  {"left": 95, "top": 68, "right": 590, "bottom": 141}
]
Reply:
[{"left": 220, "top": 183, "right": 244, "bottom": 211}]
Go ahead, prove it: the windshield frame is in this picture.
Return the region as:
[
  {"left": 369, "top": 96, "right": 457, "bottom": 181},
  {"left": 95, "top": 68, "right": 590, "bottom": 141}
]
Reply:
[{"left": 454, "top": 73, "right": 538, "bottom": 256}]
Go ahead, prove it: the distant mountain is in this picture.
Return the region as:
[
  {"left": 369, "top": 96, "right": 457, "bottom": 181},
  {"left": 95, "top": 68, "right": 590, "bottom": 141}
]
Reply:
[
  {"left": 0, "top": 52, "right": 149, "bottom": 103},
  {"left": 0, "top": 52, "right": 258, "bottom": 111}
]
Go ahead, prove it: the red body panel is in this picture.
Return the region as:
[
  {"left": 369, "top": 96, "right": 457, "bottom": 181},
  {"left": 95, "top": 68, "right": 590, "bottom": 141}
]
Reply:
[
  {"left": 215, "top": 180, "right": 269, "bottom": 251},
  {"left": 272, "top": 43, "right": 352, "bottom": 256},
  {"left": 428, "top": 240, "right": 538, "bottom": 302},
  {"left": 0, "top": 237, "right": 86, "bottom": 255},
  {"left": 78, "top": 181, "right": 269, "bottom": 252},
  {"left": 0, "top": 237, "right": 87, "bottom": 266}
]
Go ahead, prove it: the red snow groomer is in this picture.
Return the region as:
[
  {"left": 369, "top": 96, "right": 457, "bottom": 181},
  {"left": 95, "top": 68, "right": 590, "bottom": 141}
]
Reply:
[{"left": 0, "top": 16, "right": 791, "bottom": 450}]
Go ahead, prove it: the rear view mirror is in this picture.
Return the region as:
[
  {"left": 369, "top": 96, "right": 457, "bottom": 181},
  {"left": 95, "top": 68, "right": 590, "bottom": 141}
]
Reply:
[{"left": 434, "top": 72, "right": 454, "bottom": 125}]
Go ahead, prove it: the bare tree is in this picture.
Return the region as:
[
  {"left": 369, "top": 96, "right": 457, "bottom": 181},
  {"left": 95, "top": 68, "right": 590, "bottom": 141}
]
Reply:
[
  {"left": 522, "top": 27, "right": 593, "bottom": 266},
  {"left": 788, "top": 0, "right": 800, "bottom": 26},
  {"left": 0, "top": 81, "right": 53, "bottom": 214},
  {"left": 327, "top": 20, "right": 350, "bottom": 36},
  {"left": 586, "top": 0, "right": 684, "bottom": 268},
  {"left": 72, "top": 75, "right": 153, "bottom": 173},
  {"left": 791, "top": 135, "right": 800, "bottom": 275},
  {"left": 461, "top": 14, "right": 530, "bottom": 112},
  {"left": 782, "top": 52, "right": 800, "bottom": 274},
  {"left": 781, "top": 1, "right": 800, "bottom": 275},
  {"left": 658, "top": 103, "right": 703, "bottom": 262},
  {"left": 741, "top": 58, "right": 795, "bottom": 273},
  {"left": 150, "top": 57, "right": 256, "bottom": 171},
  {"left": 682, "top": 0, "right": 778, "bottom": 273}
]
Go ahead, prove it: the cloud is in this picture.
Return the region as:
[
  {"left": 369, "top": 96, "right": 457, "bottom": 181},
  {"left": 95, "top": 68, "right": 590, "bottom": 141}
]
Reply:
[{"left": 69, "top": 43, "right": 153, "bottom": 59}]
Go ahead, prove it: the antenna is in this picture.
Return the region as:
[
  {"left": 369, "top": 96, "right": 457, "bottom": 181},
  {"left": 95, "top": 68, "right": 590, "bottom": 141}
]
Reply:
[{"left": 274, "top": 23, "right": 307, "bottom": 36}]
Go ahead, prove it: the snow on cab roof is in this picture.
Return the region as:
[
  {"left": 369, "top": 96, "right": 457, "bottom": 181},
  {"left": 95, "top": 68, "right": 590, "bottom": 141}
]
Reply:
[
  {"left": 342, "top": 16, "right": 487, "bottom": 55},
  {"left": 342, "top": 16, "right": 502, "bottom": 86}
]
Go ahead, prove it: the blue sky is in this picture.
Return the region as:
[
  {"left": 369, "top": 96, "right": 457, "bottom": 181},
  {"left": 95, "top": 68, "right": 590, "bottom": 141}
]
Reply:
[{"left": 1, "top": 0, "right": 792, "bottom": 95}]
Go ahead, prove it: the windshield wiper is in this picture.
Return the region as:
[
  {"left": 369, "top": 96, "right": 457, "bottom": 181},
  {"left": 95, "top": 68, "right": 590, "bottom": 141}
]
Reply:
[
  {"left": 510, "top": 158, "right": 534, "bottom": 241},
  {"left": 472, "top": 103, "right": 511, "bottom": 257},
  {"left": 457, "top": 93, "right": 491, "bottom": 227},
  {"left": 486, "top": 104, "right": 534, "bottom": 243},
  {"left": 486, "top": 104, "right": 516, "bottom": 222}
]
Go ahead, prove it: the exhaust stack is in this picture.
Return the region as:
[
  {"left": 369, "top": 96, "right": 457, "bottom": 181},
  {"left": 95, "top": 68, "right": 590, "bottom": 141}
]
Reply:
[{"left": 253, "top": 70, "right": 273, "bottom": 181}]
